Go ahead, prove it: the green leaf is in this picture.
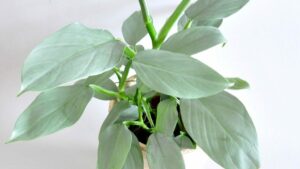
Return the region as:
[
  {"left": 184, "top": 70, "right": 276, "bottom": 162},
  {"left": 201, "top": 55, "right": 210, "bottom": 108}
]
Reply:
[
  {"left": 180, "top": 92, "right": 260, "bottom": 169},
  {"left": 194, "top": 19, "right": 223, "bottom": 28},
  {"left": 156, "top": 99, "right": 178, "bottom": 136},
  {"left": 186, "top": 0, "right": 249, "bottom": 20},
  {"left": 122, "top": 133, "right": 144, "bottom": 169},
  {"left": 101, "top": 101, "right": 138, "bottom": 133},
  {"left": 147, "top": 133, "right": 185, "bottom": 169},
  {"left": 8, "top": 84, "right": 93, "bottom": 142},
  {"left": 122, "top": 11, "right": 147, "bottom": 45},
  {"left": 175, "top": 134, "right": 196, "bottom": 149},
  {"left": 227, "top": 77, "right": 250, "bottom": 90},
  {"left": 133, "top": 50, "right": 229, "bottom": 99},
  {"left": 20, "top": 23, "right": 124, "bottom": 93},
  {"left": 178, "top": 14, "right": 223, "bottom": 31},
  {"left": 136, "top": 77, "right": 153, "bottom": 94},
  {"left": 161, "top": 27, "right": 226, "bottom": 55},
  {"left": 98, "top": 124, "right": 132, "bottom": 169}
]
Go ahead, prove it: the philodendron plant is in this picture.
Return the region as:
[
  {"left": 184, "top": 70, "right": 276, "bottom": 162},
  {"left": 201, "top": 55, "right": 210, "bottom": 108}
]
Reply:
[{"left": 8, "top": 0, "right": 259, "bottom": 168}]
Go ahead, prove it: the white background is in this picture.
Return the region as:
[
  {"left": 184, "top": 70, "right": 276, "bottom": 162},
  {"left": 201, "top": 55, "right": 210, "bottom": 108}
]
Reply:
[{"left": 0, "top": 0, "right": 299, "bottom": 168}]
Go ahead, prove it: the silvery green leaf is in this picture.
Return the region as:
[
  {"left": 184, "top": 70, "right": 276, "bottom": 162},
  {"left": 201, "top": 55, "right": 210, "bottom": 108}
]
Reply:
[
  {"left": 122, "top": 133, "right": 144, "bottom": 169},
  {"left": 98, "top": 124, "right": 132, "bottom": 169},
  {"left": 122, "top": 11, "right": 147, "bottom": 45},
  {"left": 178, "top": 14, "right": 222, "bottom": 31},
  {"left": 194, "top": 19, "right": 223, "bottom": 28},
  {"left": 180, "top": 92, "right": 260, "bottom": 169},
  {"left": 147, "top": 133, "right": 185, "bottom": 169},
  {"left": 135, "top": 45, "right": 145, "bottom": 52},
  {"left": 136, "top": 77, "right": 153, "bottom": 94},
  {"left": 156, "top": 99, "right": 178, "bottom": 136},
  {"left": 20, "top": 23, "right": 124, "bottom": 93},
  {"left": 161, "top": 27, "right": 226, "bottom": 55},
  {"left": 125, "top": 85, "right": 138, "bottom": 98},
  {"left": 175, "top": 134, "right": 196, "bottom": 149},
  {"left": 227, "top": 77, "right": 250, "bottom": 90},
  {"left": 186, "top": 0, "right": 249, "bottom": 20},
  {"left": 100, "top": 101, "right": 138, "bottom": 133},
  {"left": 8, "top": 84, "right": 93, "bottom": 142},
  {"left": 133, "top": 50, "right": 229, "bottom": 99}
]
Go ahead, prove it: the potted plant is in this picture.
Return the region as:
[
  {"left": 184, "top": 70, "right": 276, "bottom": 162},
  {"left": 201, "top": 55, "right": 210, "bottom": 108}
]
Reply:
[{"left": 8, "top": 0, "right": 259, "bottom": 168}]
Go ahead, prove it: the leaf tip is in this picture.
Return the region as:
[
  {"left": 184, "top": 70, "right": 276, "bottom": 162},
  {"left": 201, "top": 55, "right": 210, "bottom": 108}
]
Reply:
[
  {"left": 17, "top": 85, "right": 27, "bottom": 97},
  {"left": 5, "top": 133, "right": 18, "bottom": 144}
]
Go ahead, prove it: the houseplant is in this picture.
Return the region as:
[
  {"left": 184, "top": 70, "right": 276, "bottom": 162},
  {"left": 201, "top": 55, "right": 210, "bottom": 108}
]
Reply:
[{"left": 8, "top": 0, "right": 259, "bottom": 168}]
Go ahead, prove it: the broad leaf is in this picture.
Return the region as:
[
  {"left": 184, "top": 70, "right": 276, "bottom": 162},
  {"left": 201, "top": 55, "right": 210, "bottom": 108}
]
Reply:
[
  {"left": 178, "top": 14, "right": 223, "bottom": 31},
  {"left": 194, "top": 19, "right": 223, "bottom": 28},
  {"left": 8, "top": 84, "right": 93, "bottom": 142},
  {"left": 180, "top": 92, "right": 260, "bottom": 169},
  {"left": 161, "top": 27, "right": 226, "bottom": 55},
  {"left": 122, "top": 133, "right": 144, "bottom": 169},
  {"left": 133, "top": 50, "right": 229, "bottom": 99},
  {"left": 122, "top": 11, "right": 147, "bottom": 45},
  {"left": 175, "top": 134, "right": 196, "bottom": 149},
  {"left": 156, "top": 99, "right": 178, "bottom": 136},
  {"left": 20, "top": 23, "right": 124, "bottom": 93},
  {"left": 147, "top": 133, "right": 185, "bottom": 169},
  {"left": 227, "top": 77, "right": 250, "bottom": 90},
  {"left": 100, "top": 101, "right": 138, "bottom": 133},
  {"left": 98, "top": 124, "right": 132, "bottom": 169},
  {"left": 186, "top": 0, "right": 249, "bottom": 20}
]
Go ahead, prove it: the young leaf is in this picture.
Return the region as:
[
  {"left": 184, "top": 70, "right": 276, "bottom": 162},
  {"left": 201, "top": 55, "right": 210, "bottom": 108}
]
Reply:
[
  {"left": 186, "top": 0, "right": 249, "bottom": 20},
  {"left": 180, "top": 92, "right": 260, "bottom": 169},
  {"left": 98, "top": 124, "right": 132, "bottom": 169},
  {"left": 178, "top": 14, "right": 223, "bottom": 31},
  {"left": 20, "top": 23, "right": 124, "bottom": 93},
  {"left": 122, "top": 11, "right": 147, "bottom": 45},
  {"left": 133, "top": 50, "right": 229, "bottom": 99},
  {"left": 122, "top": 133, "right": 144, "bottom": 169},
  {"left": 100, "top": 101, "right": 138, "bottom": 133},
  {"left": 8, "top": 84, "right": 93, "bottom": 142},
  {"left": 175, "top": 134, "right": 196, "bottom": 149},
  {"left": 156, "top": 99, "right": 178, "bottom": 136},
  {"left": 161, "top": 27, "right": 226, "bottom": 55},
  {"left": 227, "top": 77, "right": 250, "bottom": 90},
  {"left": 147, "top": 133, "right": 185, "bottom": 169}
]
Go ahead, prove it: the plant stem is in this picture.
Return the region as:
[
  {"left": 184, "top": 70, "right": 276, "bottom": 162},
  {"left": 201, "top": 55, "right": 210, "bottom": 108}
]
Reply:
[
  {"left": 124, "top": 46, "right": 136, "bottom": 59},
  {"left": 123, "top": 120, "right": 150, "bottom": 131},
  {"left": 138, "top": 0, "right": 157, "bottom": 47},
  {"left": 184, "top": 19, "right": 192, "bottom": 30},
  {"left": 141, "top": 98, "right": 155, "bottom": 127},
  {"left": 137, "top": 89, "right": 144, "bottom": 122},
  {"left": 155, "top": 0, "right": 190, "bottom": 48},
  {"left": 119, "top": 60, "right": 132, "bottom": 93},
  {"left": 89, "top": 84, "right": 128, "bottom": 100},
  {"left": 113, "top": 67, "right": 122, "bottom": 82}
]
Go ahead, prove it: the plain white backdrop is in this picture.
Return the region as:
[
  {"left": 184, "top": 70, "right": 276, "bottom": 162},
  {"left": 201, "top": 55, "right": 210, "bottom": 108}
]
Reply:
[{"left": 0, "top": 0, "right": 299, "bottom": 168}]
